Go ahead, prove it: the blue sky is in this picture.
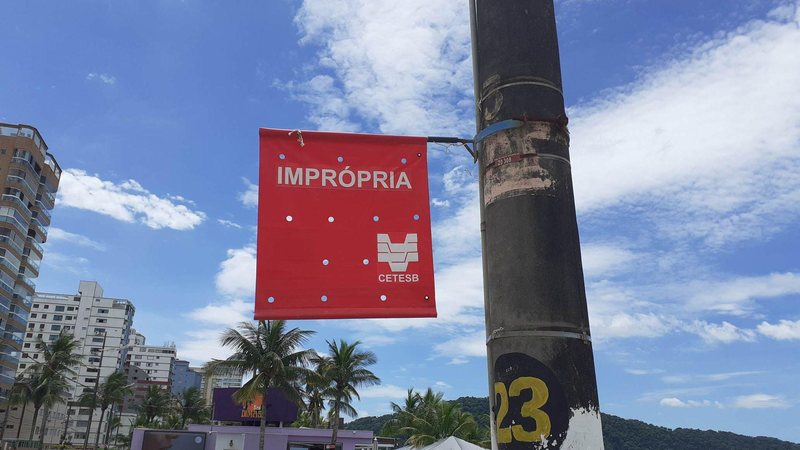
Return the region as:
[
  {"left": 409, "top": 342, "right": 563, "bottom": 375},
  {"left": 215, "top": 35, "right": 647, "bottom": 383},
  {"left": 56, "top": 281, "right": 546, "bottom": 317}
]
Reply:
[{"left": 2, "top": 0, "right": 800, "bottom": 443}]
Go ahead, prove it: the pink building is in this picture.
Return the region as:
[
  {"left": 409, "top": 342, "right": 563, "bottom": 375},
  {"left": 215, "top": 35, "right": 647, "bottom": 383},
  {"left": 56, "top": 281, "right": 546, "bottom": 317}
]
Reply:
[{"left": 131, "top": 425, "right": 375, "bottom": 450}]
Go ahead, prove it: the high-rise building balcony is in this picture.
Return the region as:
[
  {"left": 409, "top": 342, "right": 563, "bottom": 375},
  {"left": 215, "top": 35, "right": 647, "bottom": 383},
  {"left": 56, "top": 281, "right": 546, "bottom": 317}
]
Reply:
[
  {"left": 31, "top": 217, "right": 47, "bottom": 240},
  {"left": 6, "top": 174, "right": 38, "bottom": 200},
  {"left": 15, "top": 273, "right": 35, "bottom": 293},
  {"left": 12, "top": 293, "right": 32, "bottom": 309},
  {"left": 0, "top": 235, "right": 24, "bottom": 257},
  {"left": 36, "top": 189, "right": 55, "bottom": 210},
  {"left": 25, "top": 236, "right": 43, "bottom": 258},
  {"left": 21, "top": 256, "right": 39, "bottom": 277},
  {"left": 35, "top": 200, "right": 52, "bottom": 221},
  {"left": 0, "top": 194, "right": 33, "bottom": 219}
]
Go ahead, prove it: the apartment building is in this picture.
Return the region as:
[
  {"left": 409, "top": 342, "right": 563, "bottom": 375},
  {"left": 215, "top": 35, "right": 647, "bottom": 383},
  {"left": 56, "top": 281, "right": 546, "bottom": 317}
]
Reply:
[
  {"left": 0, "top": 123, "right": 60, "bottom": 408},
  {"left": 122, "top": 334, "right": 177, "bottom": 416},
  {"left": 200, "top": 367, "right": 243, "bottom": 405},
  {"left": 9, "top": 281, "right": 134, "bottom": 445},
  {"left": 171, "top": 359, "right": 203, "bottom": 397}
]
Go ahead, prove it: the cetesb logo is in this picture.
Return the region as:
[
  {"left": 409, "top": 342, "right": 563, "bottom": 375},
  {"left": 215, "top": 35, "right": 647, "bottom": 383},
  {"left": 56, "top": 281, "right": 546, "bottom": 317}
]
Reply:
[{"left": 377, "top": 233, "right": 420, "bottom": 283}]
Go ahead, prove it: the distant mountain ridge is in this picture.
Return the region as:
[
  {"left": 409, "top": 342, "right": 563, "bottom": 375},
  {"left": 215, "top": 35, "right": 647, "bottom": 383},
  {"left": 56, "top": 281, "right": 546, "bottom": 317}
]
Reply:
[{"left": 345, "top": 396, "right": 800, "bottom": 450}]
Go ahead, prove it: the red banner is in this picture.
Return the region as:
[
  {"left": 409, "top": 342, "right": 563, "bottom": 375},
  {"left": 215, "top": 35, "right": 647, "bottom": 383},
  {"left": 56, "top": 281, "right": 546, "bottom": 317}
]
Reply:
[{"left": 256, "top": 128, "right": 436, "bottom": 320}]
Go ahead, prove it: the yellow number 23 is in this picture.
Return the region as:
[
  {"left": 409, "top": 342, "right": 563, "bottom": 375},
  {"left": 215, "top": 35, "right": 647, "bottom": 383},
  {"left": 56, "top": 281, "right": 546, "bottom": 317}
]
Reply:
[{"left": 495, "top": 377, "right": 551, "bottom": 443}]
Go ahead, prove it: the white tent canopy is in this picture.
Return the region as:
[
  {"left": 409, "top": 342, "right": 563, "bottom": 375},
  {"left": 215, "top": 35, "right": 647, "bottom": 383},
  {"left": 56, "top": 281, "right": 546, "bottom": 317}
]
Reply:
[{"left": 396, "top": 436, "right": 487, "bottom": 450}]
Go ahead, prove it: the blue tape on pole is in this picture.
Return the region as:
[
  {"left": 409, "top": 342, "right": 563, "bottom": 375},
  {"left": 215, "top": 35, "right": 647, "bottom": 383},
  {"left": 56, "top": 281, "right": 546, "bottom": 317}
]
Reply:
[{"left": 473, "top": 119, "right": 524, "bottom": 144}]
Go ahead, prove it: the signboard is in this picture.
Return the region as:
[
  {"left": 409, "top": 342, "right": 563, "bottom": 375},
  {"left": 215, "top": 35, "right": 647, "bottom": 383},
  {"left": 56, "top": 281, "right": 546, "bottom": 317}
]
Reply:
[
  {"left": 257, "top": 128, "right": 436, "bottom": 319},
  {"left": 141, "top": 431, "right": 206, "bottom": 450},
  {"left": 212, "top": 387, "right": 298, "bottom": 423}
]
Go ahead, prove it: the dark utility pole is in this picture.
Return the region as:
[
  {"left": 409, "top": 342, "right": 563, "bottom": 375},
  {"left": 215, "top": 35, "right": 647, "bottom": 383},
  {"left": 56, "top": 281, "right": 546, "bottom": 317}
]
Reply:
[
  {"left": 84, "top": 330, "right": 107, "bottom": 450},
  {"left": 470, "top": 1, "right": 604, "bottom": 449}
]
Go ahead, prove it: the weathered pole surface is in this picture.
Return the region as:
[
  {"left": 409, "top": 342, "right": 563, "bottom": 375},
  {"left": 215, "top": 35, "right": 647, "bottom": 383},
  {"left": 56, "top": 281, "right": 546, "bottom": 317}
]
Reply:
[{"left": 470, "top": 1, "right": 604, "bottom": 449}]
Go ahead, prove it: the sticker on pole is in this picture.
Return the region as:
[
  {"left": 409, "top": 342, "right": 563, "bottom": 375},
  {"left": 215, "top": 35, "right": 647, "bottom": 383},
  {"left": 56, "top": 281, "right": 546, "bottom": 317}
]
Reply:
[{"left": 256, "top": 128, "right": 436, "bottom": 320}]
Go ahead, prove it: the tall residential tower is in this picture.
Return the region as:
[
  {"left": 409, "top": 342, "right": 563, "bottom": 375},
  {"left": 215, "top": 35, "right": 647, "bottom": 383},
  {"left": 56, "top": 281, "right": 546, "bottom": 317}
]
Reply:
[{"left": 0, "top": 123, "right": 60, "bottom": 405}]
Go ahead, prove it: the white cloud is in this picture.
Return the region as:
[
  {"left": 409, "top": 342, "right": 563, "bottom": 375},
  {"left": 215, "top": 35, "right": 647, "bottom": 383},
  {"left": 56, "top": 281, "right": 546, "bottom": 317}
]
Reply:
[
  {"left": 570, "top": 8, "right": 800, "bottom": 249},
  {"left": 215, "top": 245, "right": 256, "bottom": 299},
  {"left": 757, "top": 319, "right": 800, "bottom": 340},
  {"left": 662, "top": 371, "right": 761, "bottom": 384},
  {"left": 581, "top": 244, "right": 637, "bottom": 279},
  {"left": 359, "top": 384, "right": 410, "bottom": 399},
  {"left": 217, "top": 219, "right": 243, "bottom": 229},
  {"left": 46, "top": 227, "right": 105, "bottom": 251},
  {"left": 178, "top": 329, "right": 237, "bottom": 363},
  {"left": 86, "top": 72, "right": 116, "bottom": 85},
  {"left": 41, "top": 251, "right": 91, "bottom": 276},
  {"left": 433, "top": 330, "right": 486, "bottom": 363},
  {"left": 686, "top": 321, "right": 757, "bottom": 345},
  {"left": 186, "top": 299, "right": 252, "bottom": 326},
  {"left": 659, "top": 398, "right": 720, "bottom": 408},
  {"left": 685, "top": 272, "right": 800, "bottom": 315},
  {"left": 181, "top": 244, "right": 256, "bottom": 364},
  {"left": 293, "top": 0, "right": 473, "bottom": 136},
  {"left": 625, "top": 369, "right": 664, "bottom": 376},
  {"left": 731, "top": 394, "right": 791, "bottom": 409},
  {"left": 58, "top": 169, "right": 206, "bottom": 230},
  {"left": 239, "top": 178, "right": 259, "bottom": 208}
]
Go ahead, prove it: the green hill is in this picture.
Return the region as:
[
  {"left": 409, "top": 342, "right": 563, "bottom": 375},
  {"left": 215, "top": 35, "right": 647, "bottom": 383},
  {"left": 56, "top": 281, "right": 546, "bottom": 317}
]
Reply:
[{"left": 345, "top": 396, "right": 800, "bottom": 450}]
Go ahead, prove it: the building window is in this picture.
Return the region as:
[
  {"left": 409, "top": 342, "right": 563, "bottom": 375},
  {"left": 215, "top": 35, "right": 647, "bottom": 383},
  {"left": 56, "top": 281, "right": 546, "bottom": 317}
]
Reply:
[
  {"left": 51, "top": 325, "right": 61, "bottom": 331},
  {"left": 23, "top": 343, "right": 30, "bottom": 348},
  {"left": 48, "top": 335, "right": 57, "bottom": 341},
  {"left": 43, "top": 305, "right": 49, "bottom": 309},
  {"left": 53, "top": 315, "right": 63, "bottom": 321},
  {"left": 67, "top": 307, "right": 74, "bottom": 311},
  {"left": 91, "top": 337, "right": 103, "bottom": 343},
  {"left": 65, "top": 316, "right": 73, "bottom": 320},
  {"left": 94, "top": 328, "right": 105, "bottom": 334},
  {"left": 30, "top": 313, "right": 36, "bottom": 318},
  {"left": 33, "top": 304, "right": 39, "bottom": 308},
  {"left": 97, "top": 308, "right": 108, "bottom": 314},
  {"left": 96, "top": 319, "right": 107, "bottom": 324},
  {"left": 54, "top": 305, "right": 64, "bottom": 312},
  {"left": 41, "top": 314, "right": 47, "bottom": 319}
]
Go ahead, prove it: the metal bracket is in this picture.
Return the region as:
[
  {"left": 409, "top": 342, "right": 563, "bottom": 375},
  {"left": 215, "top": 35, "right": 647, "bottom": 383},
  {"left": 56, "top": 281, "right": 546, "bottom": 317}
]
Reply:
[{"left": 427, "top": 136, "right": 477, "bottom": 163}]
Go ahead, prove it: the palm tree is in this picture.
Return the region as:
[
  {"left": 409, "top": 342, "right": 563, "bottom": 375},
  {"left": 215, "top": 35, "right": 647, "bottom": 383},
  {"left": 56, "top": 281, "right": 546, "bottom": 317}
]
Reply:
[
  {"left": 315, "top": 339, "right": 380, "bottom": 445},
  {"left": 78, "top": 372, "right": 132, "bottom": 449},
  {"left": 381, "top": 388, "right": 422, "bottom": 437},
  {"left": 401, "top": 401, "right": 479, "bottom": 448},
  {"left": 23, "top": 333, "right": 81, "bottom": 442},
  {"left": 302, "top": 361, "right": 329, "bottom": 429},
  {"left": 176, "top": 386, "right": 208, "bottom": 428},
  {"left": 13, "top": 378, "right": 34, "bottom": 438},
  {"left": 1, "top": 380, "right": 29, "bottom": 440},
  {"left": 138, "top": 385, "right": 172, "bottom": 426},
  {"left": 26, "top": 372, "right": 70, "bottom": 442},
  {"left": 207, "top": 320, "right": 316, "bottom": 450}
]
